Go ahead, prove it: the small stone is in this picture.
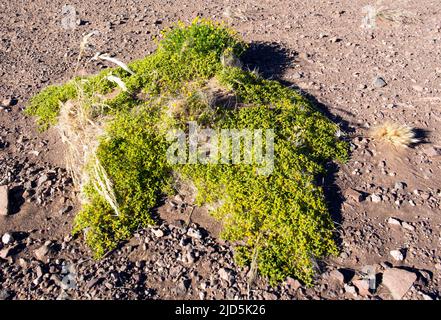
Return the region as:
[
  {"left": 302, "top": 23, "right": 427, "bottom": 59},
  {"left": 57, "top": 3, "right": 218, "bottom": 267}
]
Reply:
[
  {"left": 0, "top": 185, "right": 9, "bottom": 216},
  {"left": 151, "top": 228, "right": 164, "bottom": 238},
  {"left": 292, "top": 71, "right": 304, "bottom": 79},
  {"left": 185, "top": 250, "right": 196, "bottom": 264},
  {"left": 18, "top": 258, "right": 28, "bottom": 268},
  {"left": 1, "top": 98, "right": 13, "bottom": 107},
  {"left": 387, "top": 217, "right": 401, "bottom": 226},
  {"left": 329, "top": 269, "right": 345, "bottom": 283},
  {"left": 218, "top": 268, "right": 235, "bottom": 284},
  {"left": 412, "top": 85, "right": 423, "bottom": 92},
  {"left": 382, "top": 268, "right": 417, "bottom": 299},
  {"left": 394, "top": 182, "right": 406, "bottom": 190},
  {"left": 0, "top": 246, "right": 13, "bottom": 259},
  {"left": 37, "top": 174, "right": 49, "bottom": 186},
  {"left": 353, "top": 279, "right": 371, "bottom": 296},
  {"left": 285, "top": 277, "right": 301, "bottom": 290},
  {"left": 373, "top": 76, "right": 387, "bottom": 88},
  {"left": 408, "top": 200, "right": 416, "bottom": 206},
  {"left": 390, "top": 249, "right": 404, "bottom": 261},
  {"left": 34, "top": 241, "right": 51, "bottom": 261},
  {"left": 401, "top": 222, "right": 415, "bottom": 231},
  {"left": 370, "top": 194, "right": 382, "bottom": 203},
  {"left": 187, "top": 227, "right": 203, "bottom": 239},
  {"left": 344, "top": 284, "right": 357, "bottom": 296},
  {"left": 0, "top": 289, "right": 11, "bottom": 300},
  {"left": 1, "top": 232, "right": 14, "bottom": 245}
]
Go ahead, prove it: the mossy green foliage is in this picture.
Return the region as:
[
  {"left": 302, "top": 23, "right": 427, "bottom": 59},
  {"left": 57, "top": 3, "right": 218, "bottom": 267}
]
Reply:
[{"left": 26, "top": 18, "right": 348, "bottom": 285}]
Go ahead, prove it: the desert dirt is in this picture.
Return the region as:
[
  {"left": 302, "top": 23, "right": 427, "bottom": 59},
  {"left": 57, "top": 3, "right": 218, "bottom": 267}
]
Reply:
[{"left": 0, "top": 0, "right": 440, "bottom": 300}]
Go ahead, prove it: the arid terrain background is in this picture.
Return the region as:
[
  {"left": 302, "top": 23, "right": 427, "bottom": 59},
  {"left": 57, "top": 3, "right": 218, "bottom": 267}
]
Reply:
[{"left": 1, "top": 0, "right": 440, "bottom": 300}]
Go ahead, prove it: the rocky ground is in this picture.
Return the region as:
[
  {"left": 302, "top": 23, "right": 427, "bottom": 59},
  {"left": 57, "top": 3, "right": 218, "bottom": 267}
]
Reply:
[{"left": 1, "top": 0, "right": 441, "bottom": 300}]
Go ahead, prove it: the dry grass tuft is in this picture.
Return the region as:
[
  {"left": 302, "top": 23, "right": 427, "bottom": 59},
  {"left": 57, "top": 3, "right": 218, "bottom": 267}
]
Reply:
[
  {"left": 369, "top": 121, "right": 419, "bottom": 147},
  {"left": 57, "top": 81, "right": 120, "bottom": 216},
  {"left": 376, "top": 6, "right": 415, "bottom": 25}
]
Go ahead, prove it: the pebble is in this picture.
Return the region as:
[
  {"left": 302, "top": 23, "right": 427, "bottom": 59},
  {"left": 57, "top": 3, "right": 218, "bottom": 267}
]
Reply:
[
  {"left": 373, "top": 76, "right": 387, "bottom": 88},
  {"left": 329, "top": 269, "right": 345, "bottom": 283},
  {"left": 344, "top": 284, "right": 357, "bottom": 296},
  {"left": 352, "top": 279, "right": 370, "bottom": 296},
  {"left": 1, "top": 232, "right": 14, "bottom": 245},
  {"left": 394, "top": 182, "right": 406, "bottom": 190},
  {"left": 370, "top": 194, "right": 382, "bottom": 203},
  {"left": 387, "top": 217, "right": 401, "bottom": 226},
  {"left": 390, "top": 249, "right": 404, "bottom": 261},
  {"left": 285, "top": 277, "right": 301, "bottom": 290},
  {"left": 401, "top": 222, "right": 415, "bottom": 231},
  {"left": 34, "top": 241, "right": 51, "bottom": 261},
  {"left": 0, "top": 246, "right": 13, "bottom": 259},
  {"left": 412, "top": 85, "right": 423, "bottom": 92},
  {"left": 187, "top": 227, "right": 203, "bottom": 240},
  {"left": 218, "top": 268, "right": 235, "bottom": 284},
  {"left": 37, "top": 174, "right": 49, "bottom": 186},
  {"left": 1, "top": 98, "right": 13, "bottom": 107},
  {"left": 151, "top": 228, "right": 164, "bottom": 238}
]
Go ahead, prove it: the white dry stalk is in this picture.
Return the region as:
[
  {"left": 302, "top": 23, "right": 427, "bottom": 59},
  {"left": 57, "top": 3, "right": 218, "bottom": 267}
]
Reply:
[
  {"left": 92, "top": 52, "right": 135, "bottom": 75},
  {"left": 91, "top": 157, "right": 121, "bottom": 216},
  {"left": 75, "top": 31, "right": 99, "bottom": 74},
  {"left": 247, "top": 232, "right": 261, "bottom": 298},
  {"left": 106, "top": 75, "right": 128, "bottom": 92}
]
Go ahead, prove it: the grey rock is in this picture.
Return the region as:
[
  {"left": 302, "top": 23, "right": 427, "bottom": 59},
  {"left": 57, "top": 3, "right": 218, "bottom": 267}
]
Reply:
[
  {"left": 373, "top": 76, "right": 387, "bottom": 88},
  {"left": 187, "top": 227, "right": 203, "bottom": 240},
  {"left": 394, "top": 182, "right": 406, "bottom": 190}
]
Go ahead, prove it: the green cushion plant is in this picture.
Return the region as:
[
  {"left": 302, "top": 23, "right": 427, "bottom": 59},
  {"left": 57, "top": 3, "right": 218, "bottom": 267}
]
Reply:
[{"left": 26, "top": 18, "right": 348, "bottom": 285}]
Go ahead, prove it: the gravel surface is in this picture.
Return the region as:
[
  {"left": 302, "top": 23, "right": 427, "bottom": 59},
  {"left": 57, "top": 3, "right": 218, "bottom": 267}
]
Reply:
[{"left": 1, "top": 0, "right": 440, "bottom": 300}]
